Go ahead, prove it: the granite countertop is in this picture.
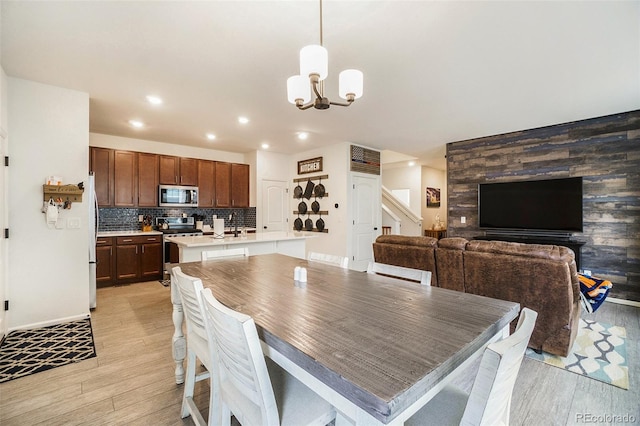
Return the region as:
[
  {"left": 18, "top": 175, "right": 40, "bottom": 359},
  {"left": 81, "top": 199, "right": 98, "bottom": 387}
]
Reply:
[
  {"left": 98, "top": 230, "right": 163, "bottom": 237},
  {"left": 168, "top": 231, "right": 315, "bottom": 248}
]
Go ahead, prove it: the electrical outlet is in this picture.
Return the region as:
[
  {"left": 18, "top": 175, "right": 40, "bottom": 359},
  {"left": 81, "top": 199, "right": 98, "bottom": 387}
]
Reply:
[
  {"left": 67, "top": 217, "right": 81, "bottom": 229},
  {"left": 138, "top": 215, "right": 144, "bottom": 222},
  {"left": 583, "top": 270, "right": 592, "bottom": 277},
  {"left": 461, "top": 216, "right": 466, "bottom": 224}
]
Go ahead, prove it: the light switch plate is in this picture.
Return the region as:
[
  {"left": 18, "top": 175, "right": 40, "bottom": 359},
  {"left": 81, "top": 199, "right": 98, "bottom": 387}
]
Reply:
[
  {"left": 461, "top": 216, "right": 466, "bottom": 224},
  {"left": 67, "top": 217, "right": 81, "bottom": 229}
]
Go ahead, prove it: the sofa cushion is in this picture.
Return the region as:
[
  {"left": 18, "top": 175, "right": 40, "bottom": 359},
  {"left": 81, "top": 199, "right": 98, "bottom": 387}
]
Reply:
[
  {"left": 463, "top": 240, "right": 580, "bottom": 356},
  {"left": 465, "top": 240, "right": 574, "bottom": 263},
  {"left": 375, "top": 235, "right": 438, "bottom": 248},
  {"left": 373, "top": 235, "right": 438, "bottom": 286},
  {"left": 435, "top": 238, "right": 468, "bottom": 292}
]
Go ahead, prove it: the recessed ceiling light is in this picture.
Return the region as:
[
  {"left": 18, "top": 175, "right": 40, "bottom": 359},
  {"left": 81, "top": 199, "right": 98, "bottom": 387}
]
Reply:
[
  {"left": 129, "top": 120, "right": 144, "bottom": 128},
  {"left": 408, "top": 161, "right": 415, "bottom": 167},
  {"left": 146, "top": 95, "right": 163, "bottom": 105},
  {"left": 238, "top": 116, "right": 249, "bottom": 124},
  {"left": 297, "top": 132, "right": 309, "bottom": 140},
  {"left": 261, "top": 143, "right": 269, "bottom": 149},
  {"left": 206, "top": 133, "right": 216, "bottom": 140}
]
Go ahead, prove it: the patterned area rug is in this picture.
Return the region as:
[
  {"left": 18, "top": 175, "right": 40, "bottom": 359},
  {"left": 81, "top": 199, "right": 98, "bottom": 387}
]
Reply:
[
  {"left": 0, "top": 318, "right": 96, "bottom": 383},
  {"left": 525, "top": 319, "right": 628, "bottom": 389}
]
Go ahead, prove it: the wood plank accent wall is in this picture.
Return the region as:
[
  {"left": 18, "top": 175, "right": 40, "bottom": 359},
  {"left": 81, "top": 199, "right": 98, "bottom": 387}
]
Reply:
[{"left": 446, "top": 110, "right": 640, "bottom": 301}]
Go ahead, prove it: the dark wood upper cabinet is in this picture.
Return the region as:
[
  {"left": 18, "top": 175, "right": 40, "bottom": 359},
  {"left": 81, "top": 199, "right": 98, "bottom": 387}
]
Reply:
[
  {"left": 198, "top": 160, "right": 215, "bottom": 208},
  {"left": 90, "top": 147, "right": 114, "bottom": 207},
  {"left": 114, "top": 150, "right": 136, "bottom": 207},
  {"left": 137, "top": 153, "right": 158, "bottom": 207},
  {"left": 159, "top": 155, "right": 179, "bottom": 185},
  {"left": 231, "top": 163, "right": 250, "bottom": 208},
  {"left": 215, "top": 161, "right": 231, "bottom": 207},
  {"left": 90, "top": 147, "right": 249, "bottom": 209},
  {"left": 179, "top": 157, "right": 198, "bottom": 186},
  {"left": 159, "top": 155, "right": 198, "bottom": 186}
]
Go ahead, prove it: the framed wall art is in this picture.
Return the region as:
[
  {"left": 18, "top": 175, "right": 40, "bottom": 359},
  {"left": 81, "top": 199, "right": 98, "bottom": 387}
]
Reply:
[{"left": 426, "top": 187, "right": 441, "bottom": 208}]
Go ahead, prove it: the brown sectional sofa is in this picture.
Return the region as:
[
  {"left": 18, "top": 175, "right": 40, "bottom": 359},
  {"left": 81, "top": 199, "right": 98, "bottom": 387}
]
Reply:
[{"left": 373, "top": 235, "right": 581, "bottom": 357}]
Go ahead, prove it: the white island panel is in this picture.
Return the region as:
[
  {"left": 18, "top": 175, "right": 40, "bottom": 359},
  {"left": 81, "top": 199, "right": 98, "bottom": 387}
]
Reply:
[{"left": 169, "top": 232, "right": 314, "bottom": 262}]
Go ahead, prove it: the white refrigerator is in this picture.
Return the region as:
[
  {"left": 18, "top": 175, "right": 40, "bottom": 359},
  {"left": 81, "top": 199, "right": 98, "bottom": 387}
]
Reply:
[{"left": 88, "top": 173, "right": 98, "bottom": 309}]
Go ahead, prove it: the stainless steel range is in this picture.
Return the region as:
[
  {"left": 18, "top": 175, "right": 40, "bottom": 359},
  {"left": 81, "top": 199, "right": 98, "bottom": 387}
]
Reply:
[{"left": 157, "top": 217, "right": 203, "bottom": 276}]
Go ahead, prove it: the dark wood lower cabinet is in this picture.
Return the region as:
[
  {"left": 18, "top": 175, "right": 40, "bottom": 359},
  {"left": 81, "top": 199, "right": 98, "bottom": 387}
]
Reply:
[
  {"left": 116, "top": 243, "right": 139, "bottom": 281},
  {"left": 96, "top": 237, "right": 114, "bottom": 287},
  {"left": 140, "top": 241, "right": 163, "bottom": 279},
  {"left": 98, "top": 235, "right": 163, "bottom": 286}
]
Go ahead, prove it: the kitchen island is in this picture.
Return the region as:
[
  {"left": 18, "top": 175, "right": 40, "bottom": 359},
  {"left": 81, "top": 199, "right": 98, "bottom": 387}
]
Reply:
[{"left": 168, "top": 231, "right": 314, "bottom": 262}]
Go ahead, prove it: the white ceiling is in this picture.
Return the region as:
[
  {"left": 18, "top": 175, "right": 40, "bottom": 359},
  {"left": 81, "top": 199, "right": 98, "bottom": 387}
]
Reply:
[{"left": 2, "top": 1, "right": 639, "bottom": 170}]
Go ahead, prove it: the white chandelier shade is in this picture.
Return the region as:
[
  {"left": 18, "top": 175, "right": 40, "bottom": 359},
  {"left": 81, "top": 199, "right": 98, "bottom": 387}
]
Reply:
[
  {"left": 287, "top": 75, "right": 311, "bottom": 105},
  {"left": 300, "top": 45, "right": 328, "bottom": 80},
  {"left": 339, "top": 69, "right": 364, "bottom": 100}
]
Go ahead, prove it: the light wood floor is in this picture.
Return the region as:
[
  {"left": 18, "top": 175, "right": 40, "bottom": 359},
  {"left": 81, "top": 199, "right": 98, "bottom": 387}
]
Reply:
[{"left": 0, "top": 281, "right": 638, "bottom": 425}]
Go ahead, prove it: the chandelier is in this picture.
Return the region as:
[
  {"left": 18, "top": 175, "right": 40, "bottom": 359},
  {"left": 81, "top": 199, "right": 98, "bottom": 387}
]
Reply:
[{"left": 287, "top": 0, "right": 363, "bottom": 110}]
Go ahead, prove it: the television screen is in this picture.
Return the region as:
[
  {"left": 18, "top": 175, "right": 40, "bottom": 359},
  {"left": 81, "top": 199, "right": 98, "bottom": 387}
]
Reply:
[{"left": 478, "top": 177, "right": 583, "bottom": 233}]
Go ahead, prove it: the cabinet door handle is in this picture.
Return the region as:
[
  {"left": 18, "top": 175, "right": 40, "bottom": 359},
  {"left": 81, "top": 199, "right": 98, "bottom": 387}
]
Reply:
[
  {"left": 122, "top": 239, "right": 133, "bottom": 242},
  {"left": 135, "top": 246, "right": 138, "bottom": 254},
  {"left": 110, "top": 247, "right": 112, "bottom": 256},
  {"left": 142, "top": 246, "right": 145, "bottom": 253}
]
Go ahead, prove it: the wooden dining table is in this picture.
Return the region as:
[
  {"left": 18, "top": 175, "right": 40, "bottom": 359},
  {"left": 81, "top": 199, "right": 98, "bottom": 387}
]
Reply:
[{"left": 170, "top": 253, "right": 520, "bottom": 425}]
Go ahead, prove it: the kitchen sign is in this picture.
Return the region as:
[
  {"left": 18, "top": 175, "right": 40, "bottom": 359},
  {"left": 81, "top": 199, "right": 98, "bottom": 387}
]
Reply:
[{"left": 298, "top": 157, "right": 323, "bottom": 175}]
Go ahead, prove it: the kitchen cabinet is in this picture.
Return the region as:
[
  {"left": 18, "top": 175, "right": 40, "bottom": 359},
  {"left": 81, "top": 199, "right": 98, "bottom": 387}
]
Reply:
[
  {"left": 137, "top": 153, "right": 159, "bottom": 207},
  {"left": 198, "top": 160, "right": 216, "bottom": 207},
  {"left": 159, "top": 155, "right": 179, "bottom": 185},
  {"left": 90, "top": 147, "right": 114, "bottom": 206},
  {"left": 115, "top": 235, "right": 163, "bottom": 283},
  {"left": 180, "top": 157, "right": 198, "bottom": 186},
  {"left": 89, "top": 146, "right": 249, "bottom": 208},
  {"left": 231, "top": 163, "right": 250, "bottom": 207},
  {"left": 114, "top": 150, "right": 136, "bottom": 207},
  {"left": 159, "top": 155, "right": 198, "bottom": 186},
  {"left": 215, "top": 161, "right": 232, "bottom": 207},
  {"left": 96, "top": 237, "right": 114, "bottom": 286},
  {"left": 140, "top": 239, "right": 163, "bottom": 280}
]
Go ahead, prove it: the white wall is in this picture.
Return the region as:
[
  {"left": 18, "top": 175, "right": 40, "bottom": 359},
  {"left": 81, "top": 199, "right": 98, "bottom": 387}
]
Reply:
[
  {"left": 421, "top": 166, "right": 447, "bottom": 230},
  {"left": 8, "top": 78, "right": 90, "bottom": 330},
  {"left": 290, "top": 143, "right": 351, "bottom": 259},
  {"left": 0, "top": 66, "right": 8, "bottom": 336},
  {"left": 381, "top": 165, "right": 422, "bottom": 216}
]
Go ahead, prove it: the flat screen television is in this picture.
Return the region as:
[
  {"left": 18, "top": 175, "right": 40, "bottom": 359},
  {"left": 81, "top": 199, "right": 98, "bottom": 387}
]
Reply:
[{"left": 478, "top": 177, "right": 583, "bottom": 233}]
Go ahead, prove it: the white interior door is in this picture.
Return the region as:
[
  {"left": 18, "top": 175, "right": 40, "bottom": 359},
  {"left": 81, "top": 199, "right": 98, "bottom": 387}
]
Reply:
[
  {"left": 351, "top": 174, "right": 381, "bottom": 271},
  {"left": 261, "top": 179, "right": 288, "bottom": 232},
  {"left": 0, "top": 129, "right": 8, "bottom": 338}
]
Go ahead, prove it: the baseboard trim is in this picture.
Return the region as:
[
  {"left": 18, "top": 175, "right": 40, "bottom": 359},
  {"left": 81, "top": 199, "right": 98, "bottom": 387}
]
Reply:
[
  {"left": 606, "top": 297, "right": 640, "bottom": 308},
  {"left": 7, "top": 313, "right": 91, "bottom": 333}
]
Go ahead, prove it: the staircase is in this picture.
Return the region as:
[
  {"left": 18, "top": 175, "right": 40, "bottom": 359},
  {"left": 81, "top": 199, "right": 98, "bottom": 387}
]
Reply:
[{"left": 381, "top": 186, "right": 423, "bottom": 236}]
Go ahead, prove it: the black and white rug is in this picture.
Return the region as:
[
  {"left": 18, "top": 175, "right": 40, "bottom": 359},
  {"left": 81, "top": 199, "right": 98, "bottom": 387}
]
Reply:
[{"left": 0, "top": 318, "right": 97, "bottom": 383}]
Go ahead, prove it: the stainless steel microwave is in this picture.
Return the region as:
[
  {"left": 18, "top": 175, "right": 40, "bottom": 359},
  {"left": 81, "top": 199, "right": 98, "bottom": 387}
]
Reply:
[{"left": 158, "top": 185, "right": 198, "bottom": 207}]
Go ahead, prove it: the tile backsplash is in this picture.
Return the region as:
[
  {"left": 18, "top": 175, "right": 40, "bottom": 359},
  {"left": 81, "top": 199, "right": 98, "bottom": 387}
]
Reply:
[{"left": 98, "top": 207, "right": 256, "bottom": 232}]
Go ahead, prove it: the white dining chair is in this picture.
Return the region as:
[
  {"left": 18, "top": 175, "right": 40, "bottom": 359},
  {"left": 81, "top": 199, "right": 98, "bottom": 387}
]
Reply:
[
  {"left": 171, "top": 266, "right": 215, "bottom": 426},
  {"left": 201, "top": 247, "right": 249, "bottom": 260},
  {"left": 307, "top": 251, "right": 349, "bottom": 269},
  {"left": 200, "top": 287, "right": 337, "bottom": 426},
  {"left": 367, "top": 261, "right": 432, "bottom": 286},
  {"left": 405, "top": 307, "right": 538, "bottom": 426}
]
